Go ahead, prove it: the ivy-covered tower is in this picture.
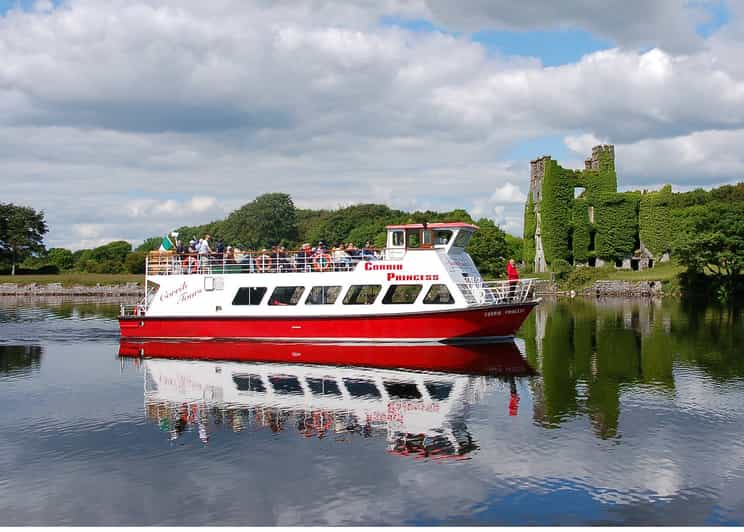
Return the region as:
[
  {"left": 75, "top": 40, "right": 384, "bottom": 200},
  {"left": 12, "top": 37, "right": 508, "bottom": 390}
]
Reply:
[{"left": 523, "top": 145, "right": 671, "bottom": 272}]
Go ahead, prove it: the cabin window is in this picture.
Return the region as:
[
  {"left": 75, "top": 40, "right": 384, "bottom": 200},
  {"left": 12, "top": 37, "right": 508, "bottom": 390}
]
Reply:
[
  {"left": 434, "top": 230, "right": 452, "bottom": 245},
  {"left": 343, "top": 284, "right": 381, "bottom": 305},
  {"left": 422, "top": 230, "right": 433, "bottom": 246},
  {"left": 307, "top": 377, "right": 341, "bottom": 396},
  {"left": 382, "top": 284, "right": 422, "bottom": 304},
  {"left": 232, "top": 287, "right": 267, "bottom": 305},
  {"left": 269, "top": 375, "right": 303, "bottom": 395},
  {"left": 232, "top": 374, "right": 265, "bottom": 392},
  {"left": 392, "top": 230, "right": 404, "bottom": 246},
  {"left": 423, "top": 284, "right": 454, "bottom": 304},
  {"left": 452, "top": 231, "right": 472, "bottom": 248},
  {"left": 344, "top": 378, "right": 381, "bottom": 398},
  {"left": 406, "top": 230, "right": 421, "bottom": 248},
  {"left": 306, "top": 286, "right": 342, "bottom": 305},
  {"left": 269, "top": 286, "right": 304, "bottom": 306}
]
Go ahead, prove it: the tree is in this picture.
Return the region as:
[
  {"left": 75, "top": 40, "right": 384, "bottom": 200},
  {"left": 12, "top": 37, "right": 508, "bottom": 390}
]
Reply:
[
  {"left": 46, "top": 248, "right": 74, "bottom": 271},
  {"left": 124, "top": 251, "right": 147, "bottom": 274},
  {"left": 672, "top": 202, "right": 744, "bottom": 300},
  {"left": 0, "top": 203, "right": 48, "bottom": 275},
  {"left": 78, "top": 241, "right": 132, "bottom": 273},
  {"left": 222, "top": 193, "right": 299, "bottom": 249},
  {"left": 467, "top": 218, "right": 509, "bottom": 279}
]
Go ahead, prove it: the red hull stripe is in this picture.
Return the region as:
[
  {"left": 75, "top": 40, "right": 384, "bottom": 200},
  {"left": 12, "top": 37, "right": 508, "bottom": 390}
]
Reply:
[
  {"left": 119, "top": 303, "right": 536, "bottom": 341},
  {"left": 118, "top": 339, "right": 535, "bottom": 376}
]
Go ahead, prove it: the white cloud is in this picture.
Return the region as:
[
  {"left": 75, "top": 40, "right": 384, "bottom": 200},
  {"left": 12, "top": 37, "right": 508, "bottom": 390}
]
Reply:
[{"left": 0, "top": 0, "right": 742, "bottom": 248}]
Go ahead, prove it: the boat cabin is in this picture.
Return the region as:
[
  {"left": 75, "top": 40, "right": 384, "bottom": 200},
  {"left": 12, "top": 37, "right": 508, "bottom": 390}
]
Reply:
[{"left": 385, "top": 222, "right": 478, "bottom": 258}]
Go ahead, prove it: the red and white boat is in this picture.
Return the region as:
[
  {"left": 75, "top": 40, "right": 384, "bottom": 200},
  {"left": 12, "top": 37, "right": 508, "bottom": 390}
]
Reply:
[{"left": 119, "top": 222, "right": 539, "bottom": 342}]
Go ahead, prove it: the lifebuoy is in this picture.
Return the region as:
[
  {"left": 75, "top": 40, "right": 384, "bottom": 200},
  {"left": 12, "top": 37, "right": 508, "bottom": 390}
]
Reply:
[
  {"left": 312, "top": 253, "right": 332, "bottom": 272},
  {"left": 256, "top": 254, "right": 272, "bottom": 273}
]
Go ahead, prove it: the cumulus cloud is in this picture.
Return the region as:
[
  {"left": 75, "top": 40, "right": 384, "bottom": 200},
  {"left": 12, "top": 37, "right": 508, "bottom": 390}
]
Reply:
[
  {"left": 0, "top": 0, "right": 742, "bottom": 248},
  {"left": 423, "top": 0, "right": 713, "bottom": 53}
]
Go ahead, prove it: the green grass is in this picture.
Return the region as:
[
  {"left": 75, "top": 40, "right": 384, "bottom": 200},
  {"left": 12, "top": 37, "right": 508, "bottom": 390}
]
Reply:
[
  {"left": 600, "top": 261, "right": 684, "bottom": 282},
  {"left": 0, "top": 273, "right": 142, "bottom": 287}
]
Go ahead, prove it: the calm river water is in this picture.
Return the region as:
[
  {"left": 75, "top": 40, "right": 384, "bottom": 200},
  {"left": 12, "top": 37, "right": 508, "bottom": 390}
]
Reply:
[{"left": 1, "top": 297, "right": 743, "bottom": 525}]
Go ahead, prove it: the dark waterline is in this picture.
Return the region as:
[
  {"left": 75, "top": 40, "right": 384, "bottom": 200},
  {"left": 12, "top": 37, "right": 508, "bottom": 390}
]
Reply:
[{"left": 0, "top": 297, "right": 742, "bottom": 526}]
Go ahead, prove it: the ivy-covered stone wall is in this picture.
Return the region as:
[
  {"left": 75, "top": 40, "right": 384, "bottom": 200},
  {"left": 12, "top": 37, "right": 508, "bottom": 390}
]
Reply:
[
  {"left": 523, "top": 144, "right": 676, "bottom": 270},
  {"left": 594, "top": 193, "right": 640, "bottom": 262},
  {"left": 572, "top": 198, "right": 591, "bottom": 263},
  {"left": 539, "top": 159, "right": 574, "bottom": 265},
  {"left": 639, "top": 184, "right": 673, "bottom": 257}
]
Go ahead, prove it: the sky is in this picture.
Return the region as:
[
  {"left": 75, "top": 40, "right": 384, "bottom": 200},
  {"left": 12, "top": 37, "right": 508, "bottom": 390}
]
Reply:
[{"left": 0, "top": 0, "right": 742, "bottom": 250}]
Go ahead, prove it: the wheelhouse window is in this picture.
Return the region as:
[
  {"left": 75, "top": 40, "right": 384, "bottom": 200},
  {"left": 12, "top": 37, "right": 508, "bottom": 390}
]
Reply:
[
  {"left": 382, "top": 284, "right": 422, "bottom": 304},
  {"left": 232, "top": 287, "right": 267, "bottom": 305},
  {"left": 434, "top": 230, "right": 452, "bottom": 245},
  {"left": 452, "top": 230, "right": 472, "bottom": 248},
  {"left": 269, "top": 286, "right": 304, "bottom": 306},
  {"left": 391, "top": 230, "right": 404, "bottom": 246},
  {"left": 305, "top": 286, "right": 342, "bottom": 305},
  {"left": 406, "top": 230, "right": 421, "bottom": 248},
  {"left": 343, "top": 285, "right": 381, "bottom": 305},
  {"left": 423, "top": 284, "right": 454, "bottom": 304}
]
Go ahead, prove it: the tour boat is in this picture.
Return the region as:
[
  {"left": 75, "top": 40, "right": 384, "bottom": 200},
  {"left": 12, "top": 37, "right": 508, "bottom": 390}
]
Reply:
[{"left": 119, "top": 222, "right": 539, "bottom": 342}]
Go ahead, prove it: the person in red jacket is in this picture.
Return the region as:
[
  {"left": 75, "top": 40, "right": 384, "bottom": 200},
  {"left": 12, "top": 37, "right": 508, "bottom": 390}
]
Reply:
[{"left": 507, "top": 258, "right": 519, "bottom": 300}]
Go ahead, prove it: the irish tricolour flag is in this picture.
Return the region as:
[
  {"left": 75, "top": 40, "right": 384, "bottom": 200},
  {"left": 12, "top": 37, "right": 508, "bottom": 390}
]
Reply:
[{"left": 158, "top": 232, "right": 178, "bottom": 252}]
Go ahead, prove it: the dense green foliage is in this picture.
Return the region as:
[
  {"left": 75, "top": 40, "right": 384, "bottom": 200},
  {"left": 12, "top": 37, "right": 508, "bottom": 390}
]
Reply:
[
  {"left": 639, "top": 185, "right": 673, "bottom": 257},
  {"left": 594, "top": 193, "right": 639, "bottom": 262},
  {"left": 221, "top": 193, "right": 299, "bottom": 249},
  {"left": 672, "top": 201, "right": 744, "bottom": 300},
  {"left": 467, "top": 218, "right": 509, "bottom": 279},
  {"left": 571, "top": 199, "right": 591, "bottom": 263},
  {"left": 46, "top": 248, "right": 74, "bottom": 271},
  {"left": 539, "top": 160, "right": 574, "bottom": 265},
  {"left": 0, "top": 203, "right": 48, "bottom": 275},
  {"left": 76, "top": 241, "right": 133, "bottom": 273}
]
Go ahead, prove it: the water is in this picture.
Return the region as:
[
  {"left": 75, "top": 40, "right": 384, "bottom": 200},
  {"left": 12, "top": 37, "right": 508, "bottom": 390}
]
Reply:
[{"left": 1, "top": 297, "right": 743, "bottom": 525}]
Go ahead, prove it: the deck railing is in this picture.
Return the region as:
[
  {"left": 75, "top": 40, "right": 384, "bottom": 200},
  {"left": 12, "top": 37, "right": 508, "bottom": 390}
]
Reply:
[
  {"left": 146, "top": 249, "right": 383, "bottom": 276},
  {"left": 457, "top": 279, "right": 536, "bottom": 305}
]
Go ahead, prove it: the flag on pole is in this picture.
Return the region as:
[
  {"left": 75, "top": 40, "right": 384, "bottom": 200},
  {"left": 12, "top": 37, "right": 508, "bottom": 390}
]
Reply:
[{"left": 159, "top": 234, "right": 175, "bottom": 252}]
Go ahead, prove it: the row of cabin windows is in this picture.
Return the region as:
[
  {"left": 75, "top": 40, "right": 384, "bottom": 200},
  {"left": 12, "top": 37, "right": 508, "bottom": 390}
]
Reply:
[
  {"left": 232, "top": 283, "right": 454, "bottom": 306},
  {"left": 232, "top": 373, "right": 453, "bottom": 400}
]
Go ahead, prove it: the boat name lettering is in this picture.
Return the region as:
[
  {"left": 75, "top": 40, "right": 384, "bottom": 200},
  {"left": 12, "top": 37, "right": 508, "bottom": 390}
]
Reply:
[
  {"left": 159, "top": 281, "right": 188, "bottom": 303},
  {"left": 364, "top": 262, "right": 403, "bottom": 271},
  {"left": 386, "top": 273, "right": 439, "bottom": 281},
  {"left": 178, "top": 287, "right": 204, "bottom": 304}
]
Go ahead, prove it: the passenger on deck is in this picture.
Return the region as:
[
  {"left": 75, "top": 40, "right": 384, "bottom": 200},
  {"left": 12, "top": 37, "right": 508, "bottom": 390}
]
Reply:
[
  {"left": 296, "top": 243, "right": 312, "bottom": 272},
  {"left": 332, "top": 244, "right": 351, "bottom": 271}
]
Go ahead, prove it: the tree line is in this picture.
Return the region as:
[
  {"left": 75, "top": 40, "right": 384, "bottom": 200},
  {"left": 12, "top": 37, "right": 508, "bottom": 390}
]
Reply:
[{"left": 1, "top": 193, "right": 523, "bottom": 279}]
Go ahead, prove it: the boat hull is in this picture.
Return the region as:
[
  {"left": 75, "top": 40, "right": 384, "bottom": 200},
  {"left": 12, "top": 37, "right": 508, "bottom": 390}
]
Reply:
[
  {"left": 119, "top": 338, "right": 535, "bottom": 376},
  {"left": 119, "top": 302, "right": 537, "bottom": 342}
]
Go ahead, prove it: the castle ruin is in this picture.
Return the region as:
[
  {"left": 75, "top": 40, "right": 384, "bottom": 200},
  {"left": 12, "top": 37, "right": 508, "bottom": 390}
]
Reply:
[{"left": 524, "top": 145, "right": 672, "bottom": 273}]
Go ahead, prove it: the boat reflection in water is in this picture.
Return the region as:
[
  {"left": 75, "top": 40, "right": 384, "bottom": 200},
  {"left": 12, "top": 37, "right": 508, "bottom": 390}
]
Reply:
[{"left": 119, "top": 340, "right": 534, "bottom": 460}]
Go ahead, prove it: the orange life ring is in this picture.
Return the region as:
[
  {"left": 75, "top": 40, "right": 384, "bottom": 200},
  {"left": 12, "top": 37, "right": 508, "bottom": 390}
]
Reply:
[
  {"left": 312, "top": 253, "right": 332, "bottom": 272},
  {"left": 256, "top": 254, "right": 272, "bottom": 273}
]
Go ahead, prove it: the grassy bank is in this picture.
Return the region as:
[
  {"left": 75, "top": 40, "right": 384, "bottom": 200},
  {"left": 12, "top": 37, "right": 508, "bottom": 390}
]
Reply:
[{"left": 0, "top": 273, "right": 141, "bottom": 287}]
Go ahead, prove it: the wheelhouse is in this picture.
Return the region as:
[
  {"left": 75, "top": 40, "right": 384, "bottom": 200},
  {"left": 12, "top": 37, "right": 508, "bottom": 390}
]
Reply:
[{"left": 385, "top": 222, "right": 478, "bottom": 258}]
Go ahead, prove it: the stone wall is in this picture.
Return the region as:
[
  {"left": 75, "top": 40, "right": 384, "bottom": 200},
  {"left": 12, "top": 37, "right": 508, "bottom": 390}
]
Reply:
[{"left": 0, "top": 282, "right": 142, "bottom": 297}]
